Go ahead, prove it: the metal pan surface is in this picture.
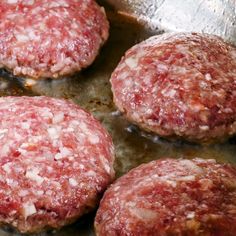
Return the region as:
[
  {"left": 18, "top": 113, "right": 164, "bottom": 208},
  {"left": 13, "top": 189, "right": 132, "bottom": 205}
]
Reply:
[
  {"left": 106, "top": 0, "right": 236, "bottom": 45},
  {"left": 0, "top": 0, "right": 235, "bottom": 235}
]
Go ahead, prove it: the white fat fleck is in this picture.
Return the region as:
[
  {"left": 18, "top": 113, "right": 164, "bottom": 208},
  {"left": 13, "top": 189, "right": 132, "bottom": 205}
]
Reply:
[
  {"left": 22, "top": 122, "right": 30, "bottom": 129},
  {"left": 47, "top": 166, "right": 53, "bottom": 172},
  {"left": 47, "top": 127, "right": 60, "bottom": 140},
  {"left": 186, "top": 212, "right": 195, "bottom": 219},
  {"left": 36, "top": 190, "right": 44, "bottom": 195},
  {"left": 68, "top": 29, "right": 78, "bottom": 38},
  {"left": 129, "top": 207, "right": 157, "bottom": 221},
  {"left": 205, "top": 73, "right": 212, "bottom": 81},
  {"left": 125, "top": 56, "right": 139, "bottom": 69},
  {"left": 2, "top": 163, "right": 11, "bottom": 173},
  {"left": 123, "top": 78, "right": 132, "bottom": 87},
  {"left": 60, "top": 147, "right": 71, "bottom": 156},
  {"left": 44, "top": 152, "right": 53, "bottom": 159},
  {"left": 78, "top": 121, "right": 99, "bottom": 145},
  {"left": 52, "top": 112, "right": 64, "bottom": 124},
  {"left": 42, "top": 110, "right": 53, "bottom": 119},
  {"left": 52, "top": 139, "right": 59, "bottom": 147},
  {"left": 22, "top": 202, "right": 37, "bottom": 218},
  {"left": 146, "top": 109, "right": 153, "bottom": 115},
  {"left": 166, "top": 180, "right": 177, "bottom": 187},
  {"left": 23, "top": 0, "right": 34, "bottom": 5},
  {"left": 52, "top": 181, "right": 61, "bottom": 189},
  {"left": 176, "top": 175, "right": 195, "bottom": 181},
  {"left": 19, "top": 189, "right": 28, "bottom": 197},
  {"left": 224, "top": 108, "right": 233, "bottom": 113},
  {"left": 189, "top": 102, "right": 205, "bottom": 112},
  {"left": 127, "top": 202, "right": 136, "bottom": 208},
  {"left": 15, "top": 34, "right": 29, "bottom": 42},
  {"left": 100, "top": 155, "right": 111, "bottom": 174},
  {"left": 14, "top": 132, "right": 22, "bottom": 141},
  {"left": 79, "top": 164, "right": 85, "bottom": 169},
  {"left": 20, "top": 143, "right": 30, "bottom": 149},
  {"left": 25, "top": 169, "right": 44, "bottom": 184},
  {"left": 199, "top": 125, "right": 209, "bottom": 131},
  {"left": 200, "top": 81, "right": 208, "bottom": 89},
  {"left": 55, "top": 147, "right": 71, "bottom": 160},
  {"left": 80, "top": 122, "right": 89, "bottom": 133},
  {"left": 86, "top": 170, "right": 96, "bottom": 176},
  {"left": 46, "top": 190, "right": 53, "bottom": 195},
  {"left": 29, "top": 136, "right": 42, "bottom": 142},
  {"left": 179, "top": 159, "right": 203, "bottom": 174},
  {"left": 51, "top": 58, "right": 72, "bottom": 72},
  {"left": 6, "top": 13, "right": 16, "bottom": 20},
  {"left": 155, "top": 175, "right": 178, "bottom": 187},
  {"left": 55, "top": 153, "right": 63, "bottom": 160},
  {"left": 69, "top": 178, "right": 78, "bottom": 187},
  {"left": 1, "top": 143, "right": 10, "bottom": 156},
  {"left": 68, "top": 156, "right": 74, "bottom": 161},
  {"left": 6, "top": 179, "right": 13, "bottom": 185},
  {"left": 9, "top": 210, "right": 17, "bottom": 216},
  {"left": 7, "top": 0, "right": 18, "bottom": 3},
  {"left": 89, "top": 134, "right": 100, "bottom": 144},
  {"left": 66, "top": 127, "right": 74, "bottom": 132},
  {"left": 0, "top": 129, "right": 8, "bottom": 134},
  {"left": 48, "top": 1, "right": 69, "bottom": 7},
  {"left": 113, "top": 186, "right": 120, "bottom": 192},
  {"left": 157, "top": 63, "right": 168, "bottom": 72},
  {"left": 163, "top": 89, "right": 176, "bottom": 98},
  {"left": 0, "top": 129, "right": 8, "bottom": 139}
]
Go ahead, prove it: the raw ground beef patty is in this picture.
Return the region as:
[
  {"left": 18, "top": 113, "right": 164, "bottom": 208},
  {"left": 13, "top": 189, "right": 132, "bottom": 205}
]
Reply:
[
  {"left": 0, "top": 96, "right": 115, "bottom": 233},
  {"left": 0, "top": 0, "right": 109, "bottom": 79},
  {"left": 111, "top": 32, "right": 236, "bottom": 144},
  {"left": 95, "top": 158, "right": 236, "bottom": 236}
]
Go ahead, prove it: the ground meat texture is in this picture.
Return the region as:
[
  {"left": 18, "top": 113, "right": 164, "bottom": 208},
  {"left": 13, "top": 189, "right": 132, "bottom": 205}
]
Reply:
[
  {"left": 0, "top": 96, "right": 115, "bottom": 233},
  {"left": 0, "top": 0, "right": 109, "bottom": 79},
  {"left": 95, "top": 158, "right": 236, "bottom": 236},
  {"left": 110, "top": 32, "right": 236, "bottom": 144}
]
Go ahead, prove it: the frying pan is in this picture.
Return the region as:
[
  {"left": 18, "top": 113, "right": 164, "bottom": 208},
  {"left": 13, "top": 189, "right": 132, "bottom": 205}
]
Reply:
[{"left": 0, "top": 0, "right": 235, "bottom": 235}]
